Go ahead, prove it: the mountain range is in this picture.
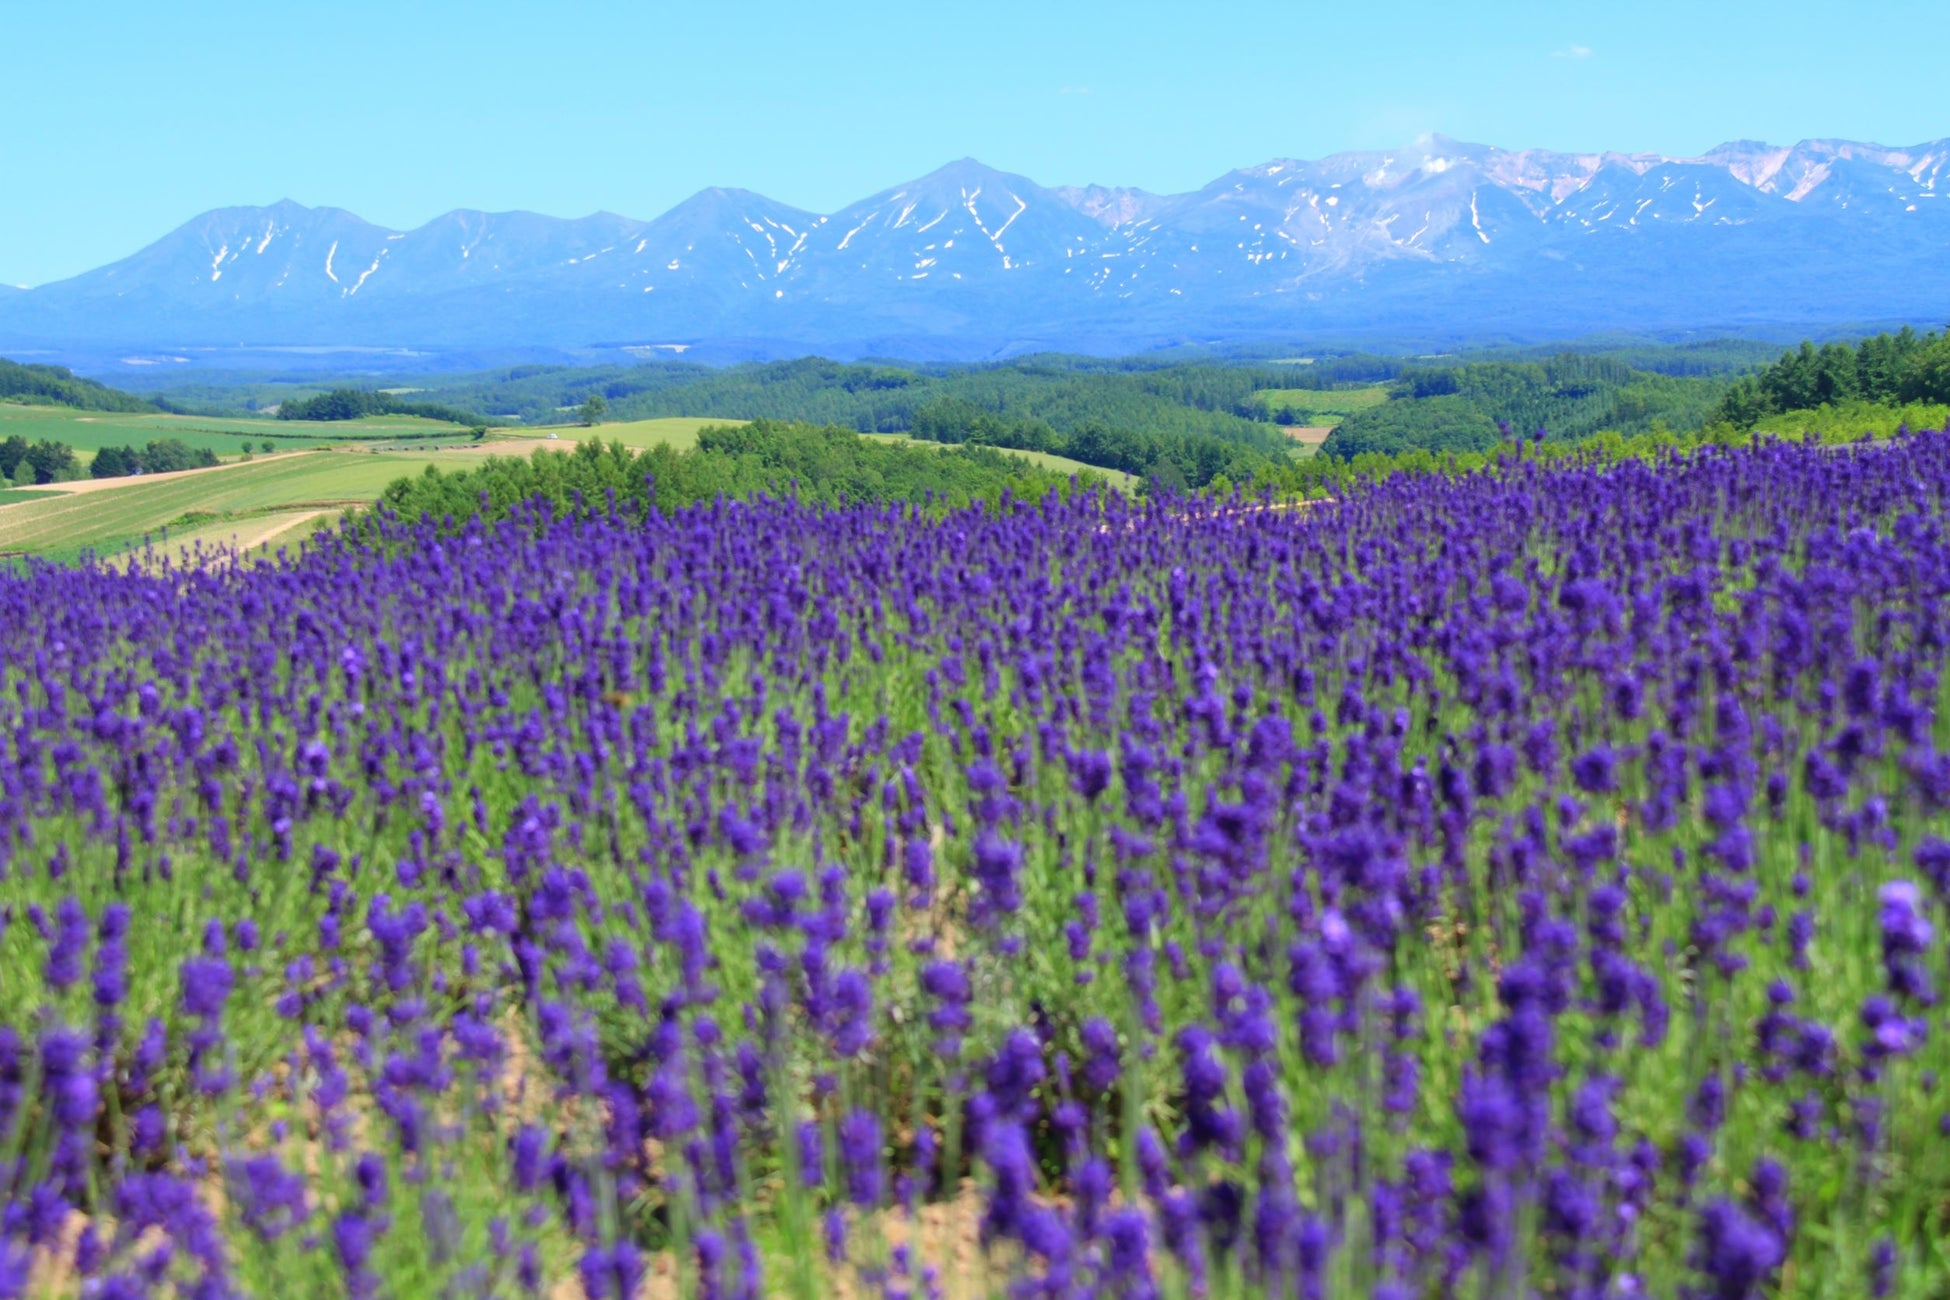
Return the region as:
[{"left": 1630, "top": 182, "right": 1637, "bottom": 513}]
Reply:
[{"left": 3, "top": 136, "right": 1947, "bottom": 363}]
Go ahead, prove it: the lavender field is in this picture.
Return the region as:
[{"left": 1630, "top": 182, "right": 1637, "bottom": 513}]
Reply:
[{"left": 5, "top": 432, "right": 1950, "bottom": 1298}]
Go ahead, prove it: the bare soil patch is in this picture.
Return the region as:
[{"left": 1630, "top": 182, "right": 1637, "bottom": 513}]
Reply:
[{"left": 1280, "top": 425, "right": 1335, "bottom": 446}]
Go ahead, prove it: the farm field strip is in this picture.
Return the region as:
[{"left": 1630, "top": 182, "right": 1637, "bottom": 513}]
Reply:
[
  {"left": 0, "top": 450, "right": 451, "bottom": 557},
  {"left": 1250, "top": 384, "right": 1391, "bottom": 418},
  {"left": 0, "top": 403, "right": 475, "bottom": 456}
]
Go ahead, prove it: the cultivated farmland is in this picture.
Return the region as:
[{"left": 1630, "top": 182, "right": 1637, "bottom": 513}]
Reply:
[
  {"left": 0, "top": 402, "right": 478, "bottom": 458},
  {"left": 0, "top": 450, "right": 463, "bottom": 559}
]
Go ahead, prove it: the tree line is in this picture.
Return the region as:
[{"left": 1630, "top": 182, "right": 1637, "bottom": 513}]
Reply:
[
  {"left": 351, "top": 420, "right": 1096, "bottom": 537},
  {"left": 1, "top": 435, "right": 226, "bottom": 486},
  {"left": 89, "top": 439, "right": 220, "bottom": 478},
  {"left": 277, "top": 388, "right": 493, "bottom": 427}
]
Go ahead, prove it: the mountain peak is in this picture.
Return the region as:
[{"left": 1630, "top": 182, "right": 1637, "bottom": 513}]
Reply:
[
  {"left": 3, "top": 137, "right": 1945, "bottom": 355},
  {"left": 896, "top": 157, "right": 1035, "bottom": 191}
]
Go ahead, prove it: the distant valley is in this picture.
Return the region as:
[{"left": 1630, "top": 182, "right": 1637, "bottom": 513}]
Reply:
[{"left": 3, "top": 136, "right": 1947, "bottom": 363}]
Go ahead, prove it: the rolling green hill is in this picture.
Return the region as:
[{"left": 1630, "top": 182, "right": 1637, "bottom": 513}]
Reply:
[
  {"left": 0, "top": 358, "right": 156, "bottom": 413},
  {"left": 1321, "top": 354, "right": 1727, "bottom": 459}
]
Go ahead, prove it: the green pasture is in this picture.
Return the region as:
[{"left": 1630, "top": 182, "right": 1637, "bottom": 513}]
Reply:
[
  {"left": 0, "top": 403, "right": 477, "bottom": 458},
  {"left": 1247, "top": 385, "right": 1390, "bottom": 421},
  {"left": 0, "top": 450, "right": 455, "bottom": 560}
]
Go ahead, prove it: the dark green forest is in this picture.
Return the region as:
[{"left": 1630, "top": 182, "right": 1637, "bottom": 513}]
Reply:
[
  {"left": 0, "top": 359, "right": 156, "bottom": 413},
  {"left": 359, "top": 420, "right": 1092, "bottom": 535}
]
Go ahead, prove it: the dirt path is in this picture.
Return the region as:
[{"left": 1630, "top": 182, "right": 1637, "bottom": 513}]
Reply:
[
  {"left": 1281, "top": 425, "right": 1335, "bottom": 447},
  {"left": 212, "top": 508, "right": 331, "bottom": 553}
]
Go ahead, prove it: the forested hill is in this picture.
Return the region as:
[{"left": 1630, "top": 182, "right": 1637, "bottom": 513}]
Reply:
[
  {"left": 401, "top": 357, "right": 1297, "bottom": 451},
  {"left": 0, "top": 358, "right": 156, "bottom": 413},
  {"left": 1320, "top": 354, "right": 1728, "bottom": 459}
]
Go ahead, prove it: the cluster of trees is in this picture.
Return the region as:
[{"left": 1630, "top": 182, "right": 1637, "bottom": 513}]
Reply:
[
  {"left": 90, "top": 438, "right": 220, "bottom": 479},
  {"left": 278, "top": 388, "right": 491, "bottom": 427},
  {"left": 359, "top": 420, "right": 1090, "bottom": 535},
  {"left": 1710, "top": 329, "right": 1950, "bottom": 428},
  {"left": 0, "top": 435, "right": 80, "bottom": 485},
  {"left": 1322, "top": 354, "right": 1726, "bottom": 459},
  {"left": 0, "top": 359, "right": 155, "bottom": 413}
]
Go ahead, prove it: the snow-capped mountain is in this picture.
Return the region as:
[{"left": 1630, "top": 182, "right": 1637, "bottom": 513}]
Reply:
[{"left": 4, "top": 137, "right": 1947, "bottom": 360}]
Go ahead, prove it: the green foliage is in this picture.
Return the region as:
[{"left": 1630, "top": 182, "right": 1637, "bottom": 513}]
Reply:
[
  {"left": 1318, "top": 395, "right": 1503, "bottom": 458},
  {"left": 902, "top": 396, "right": 1271, "bottom": 489},
  {"left": 1711, "top": 328, "right": 1948, "bottom": 427},
  {"left": 277, "top": 388, "right": 492, "bottom": 427},
  {"left": 141, "top": 438, "right": 221, "bottom": 474},
  {"left": 89, "top": 438, "right": 221, "bottom": 480},
  {"left": 1319, "top": 353, "right": 1729, "bottom": 460},
  {"left": 0, "top": 358, "right": 156, "bottom": 413},
  {"left": 364, "top": 421, "right": 1095, "bottom": 535},
  {"left": 0, "top": 434, "right": 81, "bottom": 484},
  {"left": 579, "top": 394, "right": 607, "bottom": 426},
  {"left": 1905, "top": 336, "right": 1950, "bottom": 406},
  {"left": 90, "top": 445, "right": 137, "bottom": 479},
  {"left": 1741, "top": 400, "right": 1950, "bottom": 441}
]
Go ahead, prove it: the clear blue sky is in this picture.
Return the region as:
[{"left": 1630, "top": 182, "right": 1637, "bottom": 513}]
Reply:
[{"left": 2, "top": 0, "right": 1941, "bottom": 286}]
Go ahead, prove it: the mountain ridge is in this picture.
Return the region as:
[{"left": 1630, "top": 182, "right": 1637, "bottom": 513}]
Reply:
[{"left": 4, "top": 136, "right": 1947, "bottom": 361}]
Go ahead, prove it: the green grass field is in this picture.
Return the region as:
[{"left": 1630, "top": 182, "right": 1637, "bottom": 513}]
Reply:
[
  {"left": 0, "top": 450, "right": 462, "bottom": 560},
  {"left": 0, "top": 487, "right": 62, "bottom": 505},
  {"left": 0, "top": 403, "right": 476, "bottom": 459},
  {"left": 1247, "top": 385, "right": 1391, "bottom": 421}
]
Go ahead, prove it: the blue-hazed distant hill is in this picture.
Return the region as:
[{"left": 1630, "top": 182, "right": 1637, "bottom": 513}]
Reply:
[{"left": 3, "top": 138, "right": 1947, "bottom": 362}]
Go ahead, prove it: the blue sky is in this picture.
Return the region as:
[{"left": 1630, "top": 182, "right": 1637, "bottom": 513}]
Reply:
[{"left": 2, "top": 0, "right": 1941, "bottom": 286}]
